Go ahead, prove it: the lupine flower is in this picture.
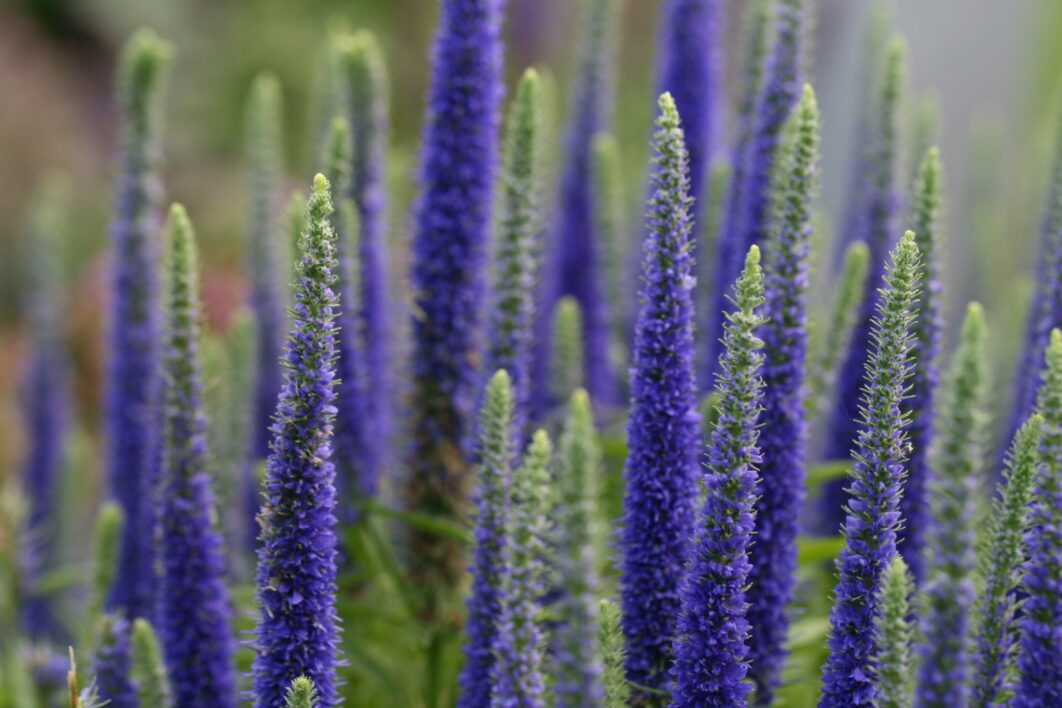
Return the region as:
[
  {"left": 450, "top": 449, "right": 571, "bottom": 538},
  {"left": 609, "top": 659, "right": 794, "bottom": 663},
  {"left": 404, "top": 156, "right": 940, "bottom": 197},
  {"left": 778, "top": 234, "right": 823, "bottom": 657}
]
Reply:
[
  {"left": 656, "top": 0, "right": 722, "bottom": 211},
  {"left": 821, "top": 38, "right": 906, "bottom": 532},
  {"left": 598, "top": 600, "right": 630, "bottom": 708},
  {"left": 1006, "top": 107, "right": 1062, "bottom": 476},
  {"left": 157, "top": 205, "right": 238, "bottom": 707},
  {"left": 284, "top": 676, "right": 320, "bottom": 708},
  {"left": 707, "top": 0, "right": 806, "bottom": 378},
  {"left": 620, "top": 93, "right": 700, "bottom": 693},
  {"left": 709, "top": 0, "right": 770, "bottom": 377},
  {"left": 1013, "top": 329, "right": 1062, "bottom": 706},
  {"left": 320, "top": 118, "right": 370, "bottom": 518},
  {"left": 819, "top": 231, "right": 922, "bottom": 707},
  {"left": 805, "top": 241, "right": 870, "bottom": 420},
  {"left": 537, "top": 0, "right": 620, "bottom": 411},
  {"left": 671, "top": 245, "right": 766, "bottom": 707},
  {"left": 971, "top": 414, "right": 1042, "bottom": 707},
  {"left": 487, "top": 69, "right": 544, "bottom": 438},
  {"left": 130, "top": 618, "right": 170, "bottom": 708},
  {"left": 93, "top": 614, "right": 137, "bottom": 708},
  {"left": 592, "top": 133, "right": 629, "bottom": 366},
  {"left": 408, "top": 0, "right": 505, "bottom": 594},
  {"left": 747, "top": 83, "right": 819, "bottom": 704},
  {"left": 550, "top": 297, "right": 586, "bottom": 409},
  {"left": 873, "top": 557, "right": 915, "bottom": 708},
  {"left": 492, "top": 429, "right": 552, "bottom": 707},
  {"left": 917, "top": 302, "right": 989, "bottom": 707},
  {"left": 900, "top": 147, "right": 945, "bottom": 585},
  {"left": 245, "top": 72, "right": 286, "bottom": 469},
  {"left": 104, "top": 29, "right": 172, "bottom": 621},
  {"left": 253, "top": 175, "right": 342, "bottom": 707},
  {"left": 19, "top": 176, "right": 70, "bottom": 641},
  {"left": 553, "top": 390, "right": 603, "bottom": 705},
  {"left": 336, "top": 31, "right": 393, "bottom": 492},
  {"left": 459, "top": 370, "right": 516, "bottom": 708}
]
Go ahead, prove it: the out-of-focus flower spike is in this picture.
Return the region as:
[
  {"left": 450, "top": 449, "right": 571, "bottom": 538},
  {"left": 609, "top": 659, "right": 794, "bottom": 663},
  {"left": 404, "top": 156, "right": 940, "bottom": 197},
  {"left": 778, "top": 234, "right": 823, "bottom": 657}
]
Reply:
[
  {"left": 671, "top": 245, "right": 766, "bottom": 707},
  {"left": 491, "top": 429, "right": 551, "bottom": 707},
  {"left": 1013, "top": 330, "right": 1062, "bottom": 706},
  {"left": 598, "top": 599, "right": 630, "bottom": 708},
  {"left": 553, "top": 390, "right": 603, "bottom": 705},
  {"left": 819, "top": 232, "right": 921, "bottom": 706},
  {"left": 336, "top": 31, "right": 394, "bottom": 488},
  {"left": 407, "top": 0, "right": 505, "bottom": 597},
  {"left": 287, "top": 190, "right": 307, "bottom": 274},
  {"left": 874, "top": 557, "right": 916, "bottom": 708},
  {"left": 970, "top": 414, "right": 1042, "bottom": 707},
  {"left": 19, "top": 174, "right": 71, "bottom": 641},
  {"left": 487, "top": 68, "right": 544, "bottom": 438},
  {"left": 105, "top": 28, "right": 173, "bottom": 622},
  {"left": 917, "top": 302, "right": 989, "bottom": 706},
  {"left": 550, "top": 297, "right": 586, "bottom": 408},
  {"left": 253, "top": 175, "right": 342, "bottom": 706},
  {"left": 821, "top": 37, "right": 907, "bottom": 533},
  {"left": 93, "top": 614, "right": 137, "bottom": 708},
  {"left": 620, "top": 93, "right": 700, "bottom": 694},
  {"left": 130, "top": 618, "right": 170, "bottom": 708},
  {"left": 86, "top": 503, "right": 123, "bottom": 649},
  {"left": 591, "top": 133, "right": 629, "bottom": 374},
  {"left": 805, "top": 240, "right": 870, "bottom": 420},
  {"left": 707, "top": 0, "right": 807, "bottom": 379},
  {"left": 538, "top": 0, "right": 622, "bottom": 410},
  {"left": 747, "top": 83, "right": 819, "bottom": 704},
  {"left": 459, "top": 370, "right": 516, "bottom": 708},
  {"left": 157, "top": 205, "right": 237, "bottom": 706}
]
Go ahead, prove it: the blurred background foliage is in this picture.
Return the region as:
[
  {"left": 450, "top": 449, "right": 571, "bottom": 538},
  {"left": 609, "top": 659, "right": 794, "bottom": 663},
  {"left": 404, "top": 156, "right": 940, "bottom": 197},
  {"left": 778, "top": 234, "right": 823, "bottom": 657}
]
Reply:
[{"left": 0, "top": 1, "right": 1060, "bottom": 700}]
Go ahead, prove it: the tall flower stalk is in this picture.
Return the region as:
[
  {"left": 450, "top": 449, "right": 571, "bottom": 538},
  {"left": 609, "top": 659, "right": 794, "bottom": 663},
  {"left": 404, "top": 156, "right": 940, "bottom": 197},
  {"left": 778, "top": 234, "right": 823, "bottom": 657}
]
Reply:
[
  {"left": 407, "top": 0, "right": 505, "bottom": 595},
  {"left": 459, "top": 370, "right": 516, "bottom": 708},
  {"left": 706, "top": 0, "right": 770, "bottom": 385},
  {"left": 553, "top": 390, "right": 603, "bottom": 705},
  {"left": 550, "top": 297, "right": 586, "bottom": 407},
  {"left": 620, "top": 93, "right": 700, "bottom": 693},
  {"left": 747, "top": 83, "right": 819, "bottom": 704},
  {"left": 822, "top": 38, "right": 906, "bottom": 531},
  {"left": 671, "top": 245, "right": 766, "bottom": 707},
  {"left": 491, "top": 429, "right": 551, "bottom": 707},
  {"left": 19, "top": 176, "right": 70, "bottom": 640},
  {"left": 707, "top": 0, "right": 806, "bottom": 377},
  {"left": 93, "top": 614, "right": 137, "bottom": 708},
  {"left": 538, "top": 0, "right": 621, "bottom": 409},
  {"left": 819, "top": 232, "right": 922, "bottom": 707},
  {"left": 917, "top": 302, "right": 989, "bottom": 707},
  {"left": 157, "top": 205, "right": 237, "bottom": 707},
  {"left": 253, "top": 175, "right": 341, "bottom": 707},
  {"left": 656, "top": 0, "right": 722, "bottom": 211},
  {"left": 104, "top": 29, "right": 172, "bottom": 621},
  {"left": 970, "top": 415, "right": 1042, "bottom": 707},
  {"left": 598, "top": 600, "right": 630, "bottom": 708},
  {"left": 487, "top": 68, "right": 544, "bottom": 437},
  {"left": 900, "top": 147, "right": 945, "bottom": 584},
  {"left": 1013, "top": 329, "right": 1062, "bottom": 706},
  {"left": 337, "top": 31, "right": 392, "bottom": 493}
]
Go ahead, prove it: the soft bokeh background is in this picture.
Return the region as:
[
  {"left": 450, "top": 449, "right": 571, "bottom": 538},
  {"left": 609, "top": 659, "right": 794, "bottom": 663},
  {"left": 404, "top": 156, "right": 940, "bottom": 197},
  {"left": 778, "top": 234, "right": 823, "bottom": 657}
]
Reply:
[{"left": 1, "top": 0, "right": 1059, "bottom": 574}]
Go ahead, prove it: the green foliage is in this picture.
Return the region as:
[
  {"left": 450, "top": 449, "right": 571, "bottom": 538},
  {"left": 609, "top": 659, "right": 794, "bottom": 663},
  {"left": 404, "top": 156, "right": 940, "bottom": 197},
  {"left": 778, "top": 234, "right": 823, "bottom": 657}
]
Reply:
[
  {"left": 87, "top": 503, "right": 124, "bottom": 643},
  {"left": 874, "top": 557, "right": 915, "bottom": 708},
  {"left": 130, "top": 618, "right": 171, "bottom": 708}
]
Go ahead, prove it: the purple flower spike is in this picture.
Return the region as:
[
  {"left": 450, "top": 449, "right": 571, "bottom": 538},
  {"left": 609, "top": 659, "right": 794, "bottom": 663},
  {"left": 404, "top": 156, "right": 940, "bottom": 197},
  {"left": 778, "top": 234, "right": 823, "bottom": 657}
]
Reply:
[
  {"left": 620, "top": 93, "right": 700, "bottom": 694},
  {"left": 407, "top": 0, "right": 506, "bottom": 597},
  {"left": 253, "top": 175, "right": 342, "bottom": 707},
  {"left": 104, "top": 29, "right": 173, "bottom": 622},
  {"left": 819, "top": 232, "right": 922, "bottom": 707}
]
